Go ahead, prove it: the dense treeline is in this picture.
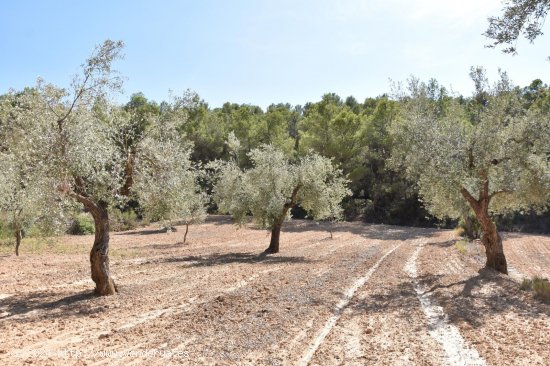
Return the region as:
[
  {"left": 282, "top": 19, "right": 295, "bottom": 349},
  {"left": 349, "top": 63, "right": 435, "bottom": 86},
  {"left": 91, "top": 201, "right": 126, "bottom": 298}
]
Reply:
[
  {"left": 117, "top": 77, "right": 550, "bottom": 233},
  {"left": 1, "top": 76, "right": 549, "bottom": 241}
]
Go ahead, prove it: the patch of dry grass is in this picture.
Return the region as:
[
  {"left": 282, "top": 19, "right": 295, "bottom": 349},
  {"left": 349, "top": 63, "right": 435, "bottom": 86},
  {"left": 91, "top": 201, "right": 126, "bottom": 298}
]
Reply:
[{"left": 520, "top": 276, "right": 550, "bottom": 303}]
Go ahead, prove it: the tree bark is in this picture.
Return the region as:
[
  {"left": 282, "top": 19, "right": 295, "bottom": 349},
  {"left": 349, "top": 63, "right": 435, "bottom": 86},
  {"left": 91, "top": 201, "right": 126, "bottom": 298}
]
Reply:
[
  {"left": 183, "top": 223, "right": 189, "bottom": 244},
  {"left": 265, "top": 224, "right": 282, "bottom": 254},
  {"left": 87, "top": 201, "right": 117, "bottom": 295},
  {"left": 461, "top": 186, "right": 508, "bottom": 274},
  {"left": 68, "top": 189, "right": 117, "bottom": 296},
  {"left": 15, "top": 228, "right": 22, "bottom": 256},
  {"left": 477, "top": 213, "right": 507, "bottom": 274},
  {"left": 264, "top": 184, "right": 302, "bottom": 254}
]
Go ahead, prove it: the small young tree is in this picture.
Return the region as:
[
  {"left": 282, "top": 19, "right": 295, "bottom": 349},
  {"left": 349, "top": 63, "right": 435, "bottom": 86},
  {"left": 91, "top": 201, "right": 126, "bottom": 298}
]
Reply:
[
  {"left": 211, "top": 144, "right": 350, "bottom": 253},
  {"left": 390, "top": 72, "right": 550, "bottom": 274}
]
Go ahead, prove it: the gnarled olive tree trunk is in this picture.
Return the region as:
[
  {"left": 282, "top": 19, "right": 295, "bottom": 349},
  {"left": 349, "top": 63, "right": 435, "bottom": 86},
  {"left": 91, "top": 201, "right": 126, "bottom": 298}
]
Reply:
[
  {"left": 266, "top": 223, "right": 283, "bottom": 254},
  {"left": 264, "top": 184, "right": 302, "bottom": 254},
  {"left": 477, "top": 212, "right": 507, "bottom": 273},
  {"left": 88, "top": 201, "right": 117, "bottom": 295},
  {"left": 71, "top": 192, "right": 117, "bottom": 295},
  {"left": 461, "top": 185, "right": 508, "bottom": 274}
]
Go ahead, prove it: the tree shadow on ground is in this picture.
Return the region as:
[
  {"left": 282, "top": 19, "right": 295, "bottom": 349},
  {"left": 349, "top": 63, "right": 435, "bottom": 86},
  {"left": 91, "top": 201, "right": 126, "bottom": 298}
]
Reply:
[
  {"left": 204, "top": 215, "right": 234, "bottom": 225},
  {"left": 127, "top": 242, "right": 186, "bottom": 250},
  {"left": 1, "top": 291, "right": 97, "bottom": 320},
  {"left": 115, "top": 228, "right": 168, "bottom": 236},
  {"left": 281, "top": 220, "right": 439, "bottom": 241},
  {"left": 349, "top": 268, "right": 548, "bottom": 328},
  {"left": 425, "top": 239, "right": 458, "bottom": 248},
  {"left": 155, "top": 252, "right": 313, "bottom": 267}
]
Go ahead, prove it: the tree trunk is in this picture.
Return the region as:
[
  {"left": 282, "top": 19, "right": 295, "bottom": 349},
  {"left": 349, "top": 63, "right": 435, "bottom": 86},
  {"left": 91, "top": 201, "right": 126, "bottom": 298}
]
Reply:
[
  {"left": 15, "top": 229, "right": 22, "bottom": 256},
  {"left": 475, "top": 210, "right": 508, "bottom": 274},
  {"left": 183, "top": 223, "right": 189, "bottom": 244},
  {"left": 265, "top": 224, "right": 282, "bottom": 254},
  {"left": 461, "top": 185, "right": 508, "bottom": 274},
  {"left": 87, "top": 201, "right": 117, "bottom": 295},
  {"left": 462, "top": 213, "right": 475, "bottom": 240},
  {"left": 264, "top": 185, "right": 302, "bottom": 254}
]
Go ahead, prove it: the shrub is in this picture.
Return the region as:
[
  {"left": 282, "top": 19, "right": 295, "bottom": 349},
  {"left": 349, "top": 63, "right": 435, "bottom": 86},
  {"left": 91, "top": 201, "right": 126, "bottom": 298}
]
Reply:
[
  {"left": 454, "top": 226, "right": 465, "bottom": 237},
  {"left": 520, "top": 278, "right": 533, "bottom": 291},
  {"left": 454, "top": 240, "right": 468, "bottom": 254},
  {"left": 519, "top": 277, "right": 550, "bottom": 303},
  {"left": 67, "top": 213, "right": 95, "bottom": 235},
  {"left": 109, "top": 208, "right": 140, "bottom": 232}
]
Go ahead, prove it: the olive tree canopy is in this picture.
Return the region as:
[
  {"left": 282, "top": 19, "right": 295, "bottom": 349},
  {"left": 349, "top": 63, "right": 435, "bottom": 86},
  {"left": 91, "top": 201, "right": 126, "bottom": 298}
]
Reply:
[{"left": 390, "top": 72, "right": 550, "bottom": 274}]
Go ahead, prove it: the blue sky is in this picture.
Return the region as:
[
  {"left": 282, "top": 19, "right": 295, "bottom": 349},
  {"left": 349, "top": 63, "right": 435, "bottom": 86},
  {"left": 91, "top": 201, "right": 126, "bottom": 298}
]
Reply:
[{"left": 1, "top": 0, "right": 548, "bottom": 108}]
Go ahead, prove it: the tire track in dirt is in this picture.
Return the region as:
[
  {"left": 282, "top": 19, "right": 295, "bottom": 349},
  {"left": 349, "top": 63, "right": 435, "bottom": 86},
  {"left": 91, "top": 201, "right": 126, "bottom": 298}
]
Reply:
[
  {"left": 299, "top": 243, "right": 401, "bottom": 366},
  {"left": 307, "top": 236, "right": 447, "bottom": 366},
  {"left": 28, "top": 229, "right": 343, "bottom": 359},
  {"left": 8, "top": 265, "right": 286, "bottom": 364},
  {"left": 405, "top": 240, "right": 486, "bottom": 366},
  {"left": 109, "top": 234, "right": 377, "bottom": 364},
  {"left": 116, "top": 232, "right": 354, "bottom": 333},
  {"left": 97, "top": 234, "right": 379, "bottom": 364},
  {"left": 117, "top": 266, "right": 282, "bottom": 332}
]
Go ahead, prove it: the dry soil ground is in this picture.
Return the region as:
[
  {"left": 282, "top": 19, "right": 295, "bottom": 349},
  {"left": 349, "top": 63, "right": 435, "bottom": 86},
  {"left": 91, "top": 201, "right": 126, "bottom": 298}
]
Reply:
[{"left": 0, "top": 216, "right": 549, "bottom": 365}]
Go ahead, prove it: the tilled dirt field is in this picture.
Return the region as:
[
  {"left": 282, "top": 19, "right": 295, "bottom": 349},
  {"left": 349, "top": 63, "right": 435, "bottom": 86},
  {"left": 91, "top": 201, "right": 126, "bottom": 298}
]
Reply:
[{"left": 0, "top": 216, "right": 549, "bottom": 365}]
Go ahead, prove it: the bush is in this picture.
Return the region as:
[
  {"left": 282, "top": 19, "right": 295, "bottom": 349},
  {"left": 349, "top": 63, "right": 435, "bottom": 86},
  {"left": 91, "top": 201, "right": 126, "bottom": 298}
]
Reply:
[
  {"left": 519, "top": 277, "right": 550, "bottom": 303},
  {"left": 520, "top": 278, "right": 532, "bottom": 291},
  {"left": 67, "top": 213, "right": 95, "bottom": 235},
  {"left": 454, "top": 240, "right": 468, "bottom": 254},
  {"left": 109, "top": 208, "right": 140, "bottom": 232}
]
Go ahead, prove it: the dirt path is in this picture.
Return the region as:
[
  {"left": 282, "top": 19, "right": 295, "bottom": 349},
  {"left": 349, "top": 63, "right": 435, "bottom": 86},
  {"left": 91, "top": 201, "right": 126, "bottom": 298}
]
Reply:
[
  {"left": 0, "top": 217, "right": 548, "bottom": 365},
  {"left": 405, "top": 240, "right": 485, "bottom": 366}
]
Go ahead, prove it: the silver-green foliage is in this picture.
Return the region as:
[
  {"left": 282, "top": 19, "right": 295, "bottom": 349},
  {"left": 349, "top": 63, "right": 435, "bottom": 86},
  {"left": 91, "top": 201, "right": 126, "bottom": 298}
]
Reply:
[
  {"left": 390, "top": 73, "right": 550, "bottom": 219},
  {"left": 0, "top": 40, "right": 206, "bottom": 235},
  {"left": 132, "top": 113, "right": 207, "bottom": 226},
  {"left": 0, "top": 91, "right": 69, "bottom": 238},
  {"left": 211, "top": 144, "right": 351, "bottom": 229}
]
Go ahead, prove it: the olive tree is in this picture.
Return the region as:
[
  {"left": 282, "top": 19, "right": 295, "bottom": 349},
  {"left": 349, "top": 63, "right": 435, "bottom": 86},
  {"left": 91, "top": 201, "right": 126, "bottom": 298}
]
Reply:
[
  {"left": 390, "top": 73, "right": 550, "bottom": 274},
  {"left": 132, "top": 113, "right": 207, "bottom": 242},
  {"left": 211, "top": 144, "right": 351, "bottom": 253},
  {"left": 0, "top": 152, "right": 41, "bottom": 255},
  {"left": 4, "top": 40, "right": 202, "bottom": 296},
  {"left": 0, "top": 91, "right": 68, "bottom": 256}
]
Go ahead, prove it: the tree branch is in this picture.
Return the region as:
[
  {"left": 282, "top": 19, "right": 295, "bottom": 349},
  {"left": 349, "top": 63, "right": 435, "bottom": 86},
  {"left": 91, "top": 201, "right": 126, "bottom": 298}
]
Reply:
[
  {"left": 58, "top": 73, "right": 92, "bottom": 129},
  {"left": 284, "top": 184, "right": 302, "bottom": 210},
  {"left": 460, "top": 187, "right": 480, "bottom": 212}
]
